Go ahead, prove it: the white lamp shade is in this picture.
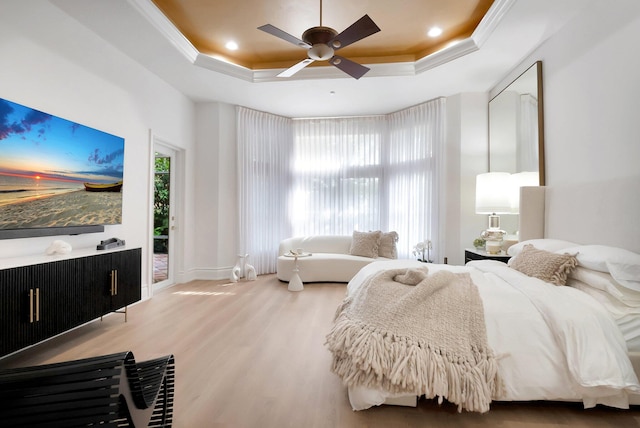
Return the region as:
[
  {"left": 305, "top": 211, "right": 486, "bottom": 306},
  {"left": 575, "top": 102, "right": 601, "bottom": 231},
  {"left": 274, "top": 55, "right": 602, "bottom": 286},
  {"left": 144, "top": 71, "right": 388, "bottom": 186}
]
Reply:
[{"left": 476, "top": 172, "right": 513, "bottom": 214}]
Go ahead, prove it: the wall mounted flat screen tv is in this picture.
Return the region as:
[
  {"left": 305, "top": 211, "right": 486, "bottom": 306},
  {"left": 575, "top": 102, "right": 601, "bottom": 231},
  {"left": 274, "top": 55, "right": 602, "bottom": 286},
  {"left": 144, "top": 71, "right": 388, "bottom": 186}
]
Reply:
[{"left": 0, "top": 97, "right": 124, "bottom": 239}]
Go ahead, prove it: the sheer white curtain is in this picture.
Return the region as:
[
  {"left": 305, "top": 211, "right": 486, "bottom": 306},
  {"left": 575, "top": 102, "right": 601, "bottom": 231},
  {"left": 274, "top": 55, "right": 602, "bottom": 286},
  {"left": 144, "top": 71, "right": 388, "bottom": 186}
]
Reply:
[
  {"left": 291, "top": 116, "right": 386, "bottom": 236},
  {"left": 236, "top": 98, "right": 446, "bottom": 274},
  {"left": 385, "top": 98, "right": 445, "bottom": 260},
  {"left": 237, "top": 107, "right": 293, "bottom": 274}
]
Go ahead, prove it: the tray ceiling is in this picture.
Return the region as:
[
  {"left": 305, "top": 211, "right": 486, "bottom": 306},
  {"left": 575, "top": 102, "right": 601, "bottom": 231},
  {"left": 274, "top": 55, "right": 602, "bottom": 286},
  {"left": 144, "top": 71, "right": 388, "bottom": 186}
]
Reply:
[{"left": 150, "top": 0, "right": 494, "bottom": 70}]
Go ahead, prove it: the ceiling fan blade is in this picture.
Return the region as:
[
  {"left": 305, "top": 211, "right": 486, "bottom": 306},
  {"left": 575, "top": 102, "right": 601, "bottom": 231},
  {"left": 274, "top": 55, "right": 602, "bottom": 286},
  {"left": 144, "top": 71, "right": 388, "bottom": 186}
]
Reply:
[
  {"left": 330, "top": 15, "right": 380, "bottom": 50},
  {"left": 277, "top": 58, "right": 315, "bottom": 77},
  {"left": 329, "top": 55, "right": 370, "bottom": 80},
  {"left": 258, "top": 24, "right": 311, "bottom": 48}
]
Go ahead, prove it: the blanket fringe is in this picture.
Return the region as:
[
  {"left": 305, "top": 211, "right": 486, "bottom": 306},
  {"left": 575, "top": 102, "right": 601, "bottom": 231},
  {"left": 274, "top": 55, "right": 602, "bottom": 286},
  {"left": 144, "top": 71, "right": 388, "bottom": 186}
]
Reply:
[{"left": 326, "top": 312, "right": 501, "bottom": 413}]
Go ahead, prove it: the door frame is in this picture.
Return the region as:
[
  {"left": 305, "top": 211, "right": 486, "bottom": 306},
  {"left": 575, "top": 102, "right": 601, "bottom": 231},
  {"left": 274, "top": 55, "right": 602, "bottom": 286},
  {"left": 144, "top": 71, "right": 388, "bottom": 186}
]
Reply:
[{"left": 148, "top": 131, "right": 184, "bottom": 295}]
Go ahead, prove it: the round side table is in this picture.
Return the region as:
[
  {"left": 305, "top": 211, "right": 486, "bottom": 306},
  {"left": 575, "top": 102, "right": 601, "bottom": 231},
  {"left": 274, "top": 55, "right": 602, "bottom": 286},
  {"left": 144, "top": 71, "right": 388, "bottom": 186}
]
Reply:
[{"left": 283, "top": 252, "right": 311, "bottom": 291}]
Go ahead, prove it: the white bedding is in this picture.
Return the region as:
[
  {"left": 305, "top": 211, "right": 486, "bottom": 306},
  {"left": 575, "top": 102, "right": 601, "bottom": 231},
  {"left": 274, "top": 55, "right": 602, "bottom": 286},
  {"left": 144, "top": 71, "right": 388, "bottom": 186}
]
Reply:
[{"left": 343, "top": 259, "right": 640, "bottom": 411}]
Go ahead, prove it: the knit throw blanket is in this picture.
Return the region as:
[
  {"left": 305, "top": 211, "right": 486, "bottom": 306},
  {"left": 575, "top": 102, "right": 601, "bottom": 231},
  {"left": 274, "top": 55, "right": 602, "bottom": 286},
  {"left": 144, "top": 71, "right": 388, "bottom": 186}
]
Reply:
[{"left": 326, "top": 267, "right": 500, "bottom": 413}]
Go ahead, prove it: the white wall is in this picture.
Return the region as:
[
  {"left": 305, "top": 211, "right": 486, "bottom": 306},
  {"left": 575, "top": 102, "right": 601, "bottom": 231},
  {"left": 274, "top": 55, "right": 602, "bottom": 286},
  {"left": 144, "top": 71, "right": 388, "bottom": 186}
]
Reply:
[
  {"left": 192, "top": 102, "right": 238, "bottom": 281},
  {"left": 492, "top": 0, "right": 640, "bottom": 186},
  {"left": 449, "top": 93, "right": 491, "bottom": 266},
  {"left": 444, "top": 96, "right": 463, "bottom": 265},
  {"left": 0, "top": 2, "right": 196, "bottom": 295}
]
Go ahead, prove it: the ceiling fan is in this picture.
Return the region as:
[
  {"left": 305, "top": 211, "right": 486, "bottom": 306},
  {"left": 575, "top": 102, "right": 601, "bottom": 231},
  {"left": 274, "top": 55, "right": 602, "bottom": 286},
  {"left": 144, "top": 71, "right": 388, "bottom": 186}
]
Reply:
[{"left": 257, "top": 0, "right": 381, "bottom": 79}]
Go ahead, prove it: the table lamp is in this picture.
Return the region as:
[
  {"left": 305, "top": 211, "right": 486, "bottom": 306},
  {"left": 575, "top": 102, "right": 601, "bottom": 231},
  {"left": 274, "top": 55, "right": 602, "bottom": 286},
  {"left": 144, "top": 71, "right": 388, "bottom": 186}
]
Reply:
[{"left": 475, "top": 172, "right": 513, "bottom": 254}]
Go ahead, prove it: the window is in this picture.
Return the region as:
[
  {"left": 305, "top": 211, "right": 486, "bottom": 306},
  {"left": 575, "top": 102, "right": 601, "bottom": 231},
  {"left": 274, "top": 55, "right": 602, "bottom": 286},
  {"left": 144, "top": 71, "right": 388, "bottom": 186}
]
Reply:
[
  {"left": 291, "top": 117, "right": 384, "bottom": 236},
  {"left": 237, "top": 98, "right": 445, "bottom": 274}
]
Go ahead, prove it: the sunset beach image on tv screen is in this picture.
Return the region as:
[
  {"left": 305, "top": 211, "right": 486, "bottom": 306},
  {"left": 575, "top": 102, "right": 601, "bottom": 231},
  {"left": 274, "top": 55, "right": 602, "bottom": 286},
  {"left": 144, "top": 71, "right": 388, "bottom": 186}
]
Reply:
[{"left": 0, "top": 97, "right": 124, "bottom": 231}]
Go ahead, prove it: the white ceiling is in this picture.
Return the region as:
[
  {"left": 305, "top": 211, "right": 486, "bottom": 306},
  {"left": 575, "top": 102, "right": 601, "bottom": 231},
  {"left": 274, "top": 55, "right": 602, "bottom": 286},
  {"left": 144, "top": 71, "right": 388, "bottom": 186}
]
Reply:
[{"left": 24, "top": 0, "right": 592, "bottom": 118}]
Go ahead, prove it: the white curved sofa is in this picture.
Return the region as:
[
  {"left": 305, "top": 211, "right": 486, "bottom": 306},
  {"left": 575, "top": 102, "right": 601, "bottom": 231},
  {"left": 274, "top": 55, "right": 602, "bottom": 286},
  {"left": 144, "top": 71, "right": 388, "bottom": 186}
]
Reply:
[{"left": 276, "top": 235, "right": 394, "bottom": 283}]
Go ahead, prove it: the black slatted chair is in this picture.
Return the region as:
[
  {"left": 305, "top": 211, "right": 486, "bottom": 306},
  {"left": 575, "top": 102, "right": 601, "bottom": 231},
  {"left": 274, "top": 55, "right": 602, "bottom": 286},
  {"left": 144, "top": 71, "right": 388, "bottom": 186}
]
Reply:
[{"left": 0, "top": 351, "right": 175, "bottom": 427}]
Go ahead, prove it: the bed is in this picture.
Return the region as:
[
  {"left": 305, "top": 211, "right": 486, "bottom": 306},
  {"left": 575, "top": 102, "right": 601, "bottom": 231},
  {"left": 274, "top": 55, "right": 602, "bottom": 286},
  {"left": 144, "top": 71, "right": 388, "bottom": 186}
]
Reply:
[{"left": 326, "top": 176, "right": 640, "bottom": 412}]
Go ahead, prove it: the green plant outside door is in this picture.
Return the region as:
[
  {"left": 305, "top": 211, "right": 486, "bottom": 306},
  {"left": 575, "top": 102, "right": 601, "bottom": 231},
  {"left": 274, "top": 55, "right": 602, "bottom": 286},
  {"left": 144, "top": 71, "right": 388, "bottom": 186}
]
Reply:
[{"left": 154, "top": 156, "right": 170, "bottom": 254}]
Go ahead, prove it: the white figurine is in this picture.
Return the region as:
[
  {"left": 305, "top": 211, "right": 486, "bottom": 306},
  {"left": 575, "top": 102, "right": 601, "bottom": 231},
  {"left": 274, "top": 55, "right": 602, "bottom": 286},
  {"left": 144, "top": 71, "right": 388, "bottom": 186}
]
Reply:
[
  {"left": 231, "top": 253, "right": 256, "bottom": 282},
  {"left": 230, "top": 265, "right": 241, "bottom": 283},
  {"left": 245, "top": 263, "right": 257, "bottom": 281}
]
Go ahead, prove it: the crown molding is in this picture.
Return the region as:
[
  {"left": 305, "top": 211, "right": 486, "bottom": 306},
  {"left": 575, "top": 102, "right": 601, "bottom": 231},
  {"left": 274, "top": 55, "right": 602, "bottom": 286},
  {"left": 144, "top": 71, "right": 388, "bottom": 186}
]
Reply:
[
  {"left": 473, "top": 0, "right": 517, "bottom": 47},
  {"left": 414, "top": 0, "right": 515, "bottom": 74},
  {"left": 414, "top": 38, "right": 479, "bottom": 75},
  {"left": 194, "top": 54, "right": 255, "bottom": 81},
  {"left": 127, "top": 0, "right": 199, "bottom": 63},
  {"left": 130, "top": 0, "right": 514, "bottom": 83}
]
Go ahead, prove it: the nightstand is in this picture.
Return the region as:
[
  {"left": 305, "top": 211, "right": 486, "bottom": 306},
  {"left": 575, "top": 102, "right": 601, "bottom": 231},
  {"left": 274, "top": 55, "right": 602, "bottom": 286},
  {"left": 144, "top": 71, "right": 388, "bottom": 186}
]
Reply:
[{"left": 464, "top": 248, "right": 511, "bottom": 264}]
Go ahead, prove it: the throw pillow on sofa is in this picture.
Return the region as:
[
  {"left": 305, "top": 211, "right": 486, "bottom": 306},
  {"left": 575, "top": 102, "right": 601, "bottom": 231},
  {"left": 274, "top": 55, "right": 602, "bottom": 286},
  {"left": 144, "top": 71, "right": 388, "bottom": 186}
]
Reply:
[
  {"left": 378, "top": 231, "right": 399, "bottom": 259},
  {"left": 350, "top": 231, "right": 382, "bottom": 258}
]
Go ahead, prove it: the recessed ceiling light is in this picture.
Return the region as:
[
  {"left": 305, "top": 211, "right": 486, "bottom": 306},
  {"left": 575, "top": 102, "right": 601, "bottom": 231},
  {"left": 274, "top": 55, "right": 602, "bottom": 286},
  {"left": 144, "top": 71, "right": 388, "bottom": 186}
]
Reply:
[
  {"left": 427, "top": 27, "right": 443, "bottom": 38},
  {"left": 225, "top": 41, "right": 239, "bottom": 51}
]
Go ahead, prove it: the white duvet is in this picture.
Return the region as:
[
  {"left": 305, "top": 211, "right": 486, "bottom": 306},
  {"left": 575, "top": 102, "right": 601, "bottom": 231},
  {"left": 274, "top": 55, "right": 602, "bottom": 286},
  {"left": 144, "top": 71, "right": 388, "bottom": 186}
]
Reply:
[{"left": 344, "top": 260, "right": 640, "bottom": 411}]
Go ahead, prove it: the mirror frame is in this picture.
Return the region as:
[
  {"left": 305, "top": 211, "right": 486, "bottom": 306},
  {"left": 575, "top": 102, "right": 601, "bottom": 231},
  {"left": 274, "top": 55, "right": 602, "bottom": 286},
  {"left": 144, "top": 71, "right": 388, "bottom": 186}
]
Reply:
[{"left": 489, "top": 61, "right": 545, "bottom": 185}]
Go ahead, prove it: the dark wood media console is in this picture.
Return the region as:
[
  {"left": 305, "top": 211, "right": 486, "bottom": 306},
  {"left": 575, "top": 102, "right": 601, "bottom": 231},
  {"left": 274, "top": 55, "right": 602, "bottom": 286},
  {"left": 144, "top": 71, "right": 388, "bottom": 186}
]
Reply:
[{"left": 0, "top": 248, "right": 141, "bottom": 358}]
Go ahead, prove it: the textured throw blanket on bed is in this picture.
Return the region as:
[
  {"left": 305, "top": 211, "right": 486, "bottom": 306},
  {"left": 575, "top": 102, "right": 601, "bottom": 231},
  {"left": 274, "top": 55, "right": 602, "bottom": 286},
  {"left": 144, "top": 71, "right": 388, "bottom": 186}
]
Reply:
[{"left": 325, "top": 267, "right": 500, "bottom": 413}]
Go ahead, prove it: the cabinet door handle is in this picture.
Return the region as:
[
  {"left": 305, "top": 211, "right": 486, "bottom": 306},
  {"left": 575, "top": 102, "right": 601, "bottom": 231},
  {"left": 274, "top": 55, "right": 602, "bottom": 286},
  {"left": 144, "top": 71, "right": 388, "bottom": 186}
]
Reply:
[
  {"left": 110, "top": 270, "right": 118, "bottom": 296},
  {"left": 29, "top": 289, "right": 34, "bottom": 323},
  {"left": 110, "top": 270, "right": 119, "bottom": 296},
  {"left": 35, "top": 288, "right": 40, "bottom": 322}
]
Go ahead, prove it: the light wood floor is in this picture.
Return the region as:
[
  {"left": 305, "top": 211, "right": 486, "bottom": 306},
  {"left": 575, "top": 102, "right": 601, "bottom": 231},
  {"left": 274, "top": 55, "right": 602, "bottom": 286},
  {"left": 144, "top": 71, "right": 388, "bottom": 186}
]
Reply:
[{"left": 1, "top": 275, "right": 639, "bottom": 428}]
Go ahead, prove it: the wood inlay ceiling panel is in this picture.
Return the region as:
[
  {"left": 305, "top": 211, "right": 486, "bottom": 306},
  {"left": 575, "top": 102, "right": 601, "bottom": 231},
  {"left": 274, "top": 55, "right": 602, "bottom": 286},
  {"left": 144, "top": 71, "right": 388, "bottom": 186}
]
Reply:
[{"left": 150, "top": 0, "right": 494, "bottom": 69}]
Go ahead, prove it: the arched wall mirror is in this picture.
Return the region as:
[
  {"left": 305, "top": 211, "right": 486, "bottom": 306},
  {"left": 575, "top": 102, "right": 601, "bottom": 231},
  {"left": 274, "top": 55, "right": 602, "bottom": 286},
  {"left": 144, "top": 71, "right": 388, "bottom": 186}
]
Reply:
[{"left": 489, "top": 61, "right": 545, "bottom": 186}]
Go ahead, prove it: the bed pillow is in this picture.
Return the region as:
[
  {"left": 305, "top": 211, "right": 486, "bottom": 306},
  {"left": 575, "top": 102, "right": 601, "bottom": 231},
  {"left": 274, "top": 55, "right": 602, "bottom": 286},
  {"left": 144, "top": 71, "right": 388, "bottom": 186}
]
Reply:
[
  {"left": 349, "top": 230, "right": 381, "bottom": 258},
  {"left": 560, "top": 245, "right": 640, "bottom": 292},
  {"left": 509, "top": 244, "right": 578, "bottom": 286},
  {"left": 377, "top": 231, "right": 399, "bottom": 259},
  {"left": 507, "top": 239, "right": 578, "bottom": 258},
  {"left": 569, "top": 267, "right": 640, "bottom": 304},
  {"left": 568, "top": 278, "right": 640, "bottom": 351}
]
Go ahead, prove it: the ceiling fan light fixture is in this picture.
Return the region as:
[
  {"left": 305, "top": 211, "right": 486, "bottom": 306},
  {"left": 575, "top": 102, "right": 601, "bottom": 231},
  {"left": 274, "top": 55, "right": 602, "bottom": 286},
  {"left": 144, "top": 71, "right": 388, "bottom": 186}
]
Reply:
[
  {"left": 308, "top": 44, "right": 334, "bottom": 61},
  {"left": 257, "top": 7, "right": 380, "bottom": 79}
]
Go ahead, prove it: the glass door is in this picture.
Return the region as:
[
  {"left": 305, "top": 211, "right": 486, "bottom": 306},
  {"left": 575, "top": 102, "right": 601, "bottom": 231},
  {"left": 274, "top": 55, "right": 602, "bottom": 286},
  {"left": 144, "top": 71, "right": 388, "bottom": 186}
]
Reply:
[{"left": 153, "top": 146, "right": 176, "bottom": 287}]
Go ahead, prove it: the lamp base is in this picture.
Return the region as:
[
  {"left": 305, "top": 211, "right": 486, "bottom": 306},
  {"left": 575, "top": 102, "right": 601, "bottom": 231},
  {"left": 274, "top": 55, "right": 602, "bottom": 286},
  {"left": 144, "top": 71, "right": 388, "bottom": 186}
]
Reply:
[
  {"left": 485, "top": 240, "right": 502, "bottom": 254},
  {"left": 481, "top": 229, "right": 506, "bottom": 254}
]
